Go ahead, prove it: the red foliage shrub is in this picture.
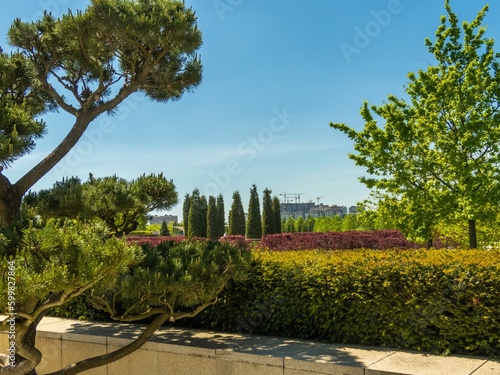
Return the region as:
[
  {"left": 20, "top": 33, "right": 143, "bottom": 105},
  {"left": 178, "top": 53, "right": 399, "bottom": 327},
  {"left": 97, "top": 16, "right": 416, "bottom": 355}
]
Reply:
[
  {"left": 219, "top": 235, "right": 252, "bottom": 250},
  {"left": 126, "top": 236, "right": 186, "bottom": 247},
  {"left": 258, "top": 230, "right": 419, "bottom": 251},
  {"left": 126, "top": 235, "right": 251, "bottom": 251}
]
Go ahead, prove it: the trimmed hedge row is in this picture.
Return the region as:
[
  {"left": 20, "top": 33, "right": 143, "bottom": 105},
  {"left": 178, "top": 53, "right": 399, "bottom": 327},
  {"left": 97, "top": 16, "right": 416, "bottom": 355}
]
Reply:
[
  {"left": 258, "top": 230, "right": 419, "bottom": 251},
  {"left": 127, "top": 231, "right": 418, "bottom": 251},
  {"left": 126, "top": 235, "right": 251, "bottom": 248},
  {"left": 188, "top": 249, "right": 500, "bottom": 357}
]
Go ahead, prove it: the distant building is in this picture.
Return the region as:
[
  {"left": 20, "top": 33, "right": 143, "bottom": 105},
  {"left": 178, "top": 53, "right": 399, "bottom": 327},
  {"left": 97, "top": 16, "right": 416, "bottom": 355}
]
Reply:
[
  {"left": 280, "top": 202, "right": 315, "bottom": 219},
  {"left": 308, "top": 204, "right": 347, "bottom": 218},
  {"left": 348, "top": 206, "right": 358, "bottom": 214},
  {"left": 279, "top": 202, "right": 348, "bottom": 219},
  {"left": 149, "top": 215, "right": 178, "bottom": 225}
]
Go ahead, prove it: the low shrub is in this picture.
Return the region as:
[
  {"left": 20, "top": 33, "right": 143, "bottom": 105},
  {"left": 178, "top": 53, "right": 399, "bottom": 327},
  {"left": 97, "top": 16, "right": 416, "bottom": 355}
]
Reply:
[
  {"left": 50, "top": 237, "right": 251, "bottom": 320},
  {"left": 189, "top": 248, "right": 500, "bottom": 357},
  {"left": 220, "top": 235, "right": 252, "bottom": 248},
  {"left": 126, "top": 235, "right": 187, "bottom": 247},
  {"left": 258, "top": 230, "right": 418, "bottom": 251}
]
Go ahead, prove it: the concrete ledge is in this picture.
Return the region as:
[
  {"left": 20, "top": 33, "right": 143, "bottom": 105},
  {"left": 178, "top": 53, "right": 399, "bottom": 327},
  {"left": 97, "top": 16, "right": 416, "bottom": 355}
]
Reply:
[{"left": 1, "top": 317, "right": 498, "bottom": 375}]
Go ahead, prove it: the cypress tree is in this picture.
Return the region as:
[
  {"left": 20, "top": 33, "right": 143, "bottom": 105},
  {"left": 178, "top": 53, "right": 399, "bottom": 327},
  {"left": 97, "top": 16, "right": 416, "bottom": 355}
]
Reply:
[
  {"left": 160, "top": 220, "right": 170, "bottom": 236},
  {"left": 207, "top": 195, "right": 218, "bottom": 240},
  {"left": 182, "top": 193, "right": 191, "bottom": 236},
  {"left": 246, "top": 184, "right": 262, "bottom": 239},
  {"left": 188, "top": 189, "right": 205, "bottom": 237},
  {"left": 262, "top": 188, "right": 276, "bottom": 236},
  {"left": 228, "top": 191, "right": 245, "bottom": 235},
  {"left": 272, "top": 196, "right": 282, "bottom": 234},
  {"left": 216, "top": 194, "right": 225, "bottom": 237},
  {"left": 200, "top": 194, "right": 208, "bottom": 238}
]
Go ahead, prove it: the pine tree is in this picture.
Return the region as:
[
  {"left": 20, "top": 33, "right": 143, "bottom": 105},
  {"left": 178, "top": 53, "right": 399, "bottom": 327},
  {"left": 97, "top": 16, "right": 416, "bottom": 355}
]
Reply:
[
  {"left": 228, "top": 191, "right": 245, "bottom": 235},
  {"left": 262, "top": 188, "right": 276, "bottom": 236},
  {"left": 182, "top": 193, "right": 191, "bottom": 236},
  {"left": 246, "top": 184, "right": 262, "bottom": 239},
  {"left": 272, "top": 196, "right": 282, "bottom": 234},
  {"left": 207, "top": 195, "right": 218, "bottom": 240},
  {"left": 216, "top": 194, "right": 225, "bottom": 237}
]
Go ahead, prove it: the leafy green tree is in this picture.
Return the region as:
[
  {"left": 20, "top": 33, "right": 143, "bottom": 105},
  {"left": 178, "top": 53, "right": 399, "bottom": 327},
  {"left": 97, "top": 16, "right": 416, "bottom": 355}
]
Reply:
[
  {"left": 286, "top": 216, "right": 296, "bottom": 233},
  {"left": 331, "top": 1, "right": 500, "bottom": 248},
  {"left": 246, "top": 184, "right": 262, "bottom": 239},
  {"left": 182, "top": 193, "right": 191, "bottom": 237},
  {"left": 0, "top": 0, "right": 202, "bottom": 228},
  {"left": 296, "top": 216, "right": 305, "bottom": 232},
  {"left": 313, "top": 215, "right": 342, "bottom": 233},
  {"left": 207, "top": 195, "right": 218, "bottom": 240},
  {"left": 160, "top": 220, "right": 170, "bottom": 236},
  {"left": 272, "top": 196, "right": 282, "bottom": 234},
  {"left": 261, "top": 188, "right": 276, "bottom": 235},
  {"left": 228, "top": 191, "right": 245, "bottom": 235},
  {"left": 306, "top": 215, "right": 315, "bottom": 232},
  {"left": 216, "top": 194, "right": 225, "bottom": 237},
  {"left": 342, "top": 214, "right": 359, "bottom": 232}
]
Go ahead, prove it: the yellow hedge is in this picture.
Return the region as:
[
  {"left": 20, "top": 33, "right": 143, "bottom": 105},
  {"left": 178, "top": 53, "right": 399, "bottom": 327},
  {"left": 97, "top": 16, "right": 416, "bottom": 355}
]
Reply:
[{"left": 193, "top": 248, "right": 500, "bottom": 356}]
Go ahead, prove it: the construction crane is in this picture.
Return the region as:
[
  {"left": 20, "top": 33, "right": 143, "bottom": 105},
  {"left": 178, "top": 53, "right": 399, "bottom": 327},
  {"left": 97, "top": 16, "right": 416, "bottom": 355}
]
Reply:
[
  {"left": 315, "top": 196, "right": 324, "bottom": 205},
  {"left": 280, "top": 193, "right": 305, "bottom": 204}
]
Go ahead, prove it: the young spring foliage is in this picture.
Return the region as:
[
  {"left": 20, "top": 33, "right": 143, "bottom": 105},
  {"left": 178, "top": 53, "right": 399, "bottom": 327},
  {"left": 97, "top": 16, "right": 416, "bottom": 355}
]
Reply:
[{"left": 330, "top": 1, "right": 500, "bottom": 248}]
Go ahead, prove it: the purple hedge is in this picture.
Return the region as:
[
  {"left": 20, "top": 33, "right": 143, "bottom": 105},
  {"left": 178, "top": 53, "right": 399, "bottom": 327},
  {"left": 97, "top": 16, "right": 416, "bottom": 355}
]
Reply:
[{"left": 258, "top": 230, "right": 419, "bottom": 251}]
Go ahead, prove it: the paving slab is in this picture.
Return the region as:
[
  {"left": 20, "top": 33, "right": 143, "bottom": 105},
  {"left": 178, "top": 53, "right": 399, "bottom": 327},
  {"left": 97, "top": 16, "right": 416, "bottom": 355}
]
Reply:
[
  {"left": 2, "top": 316, "right": 495, "bottom": 375},
  {"left": 471, "top": 360, "right": 500, "bottom": 375},
  {"left": 365, "top": 351, "right": 487, "bottom": 375}
]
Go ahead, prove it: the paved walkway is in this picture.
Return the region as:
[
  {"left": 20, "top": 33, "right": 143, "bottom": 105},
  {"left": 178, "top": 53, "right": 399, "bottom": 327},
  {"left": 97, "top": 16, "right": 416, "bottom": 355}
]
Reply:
[{"left": 33, "top": 317, "right": 500, "bottom": 375}]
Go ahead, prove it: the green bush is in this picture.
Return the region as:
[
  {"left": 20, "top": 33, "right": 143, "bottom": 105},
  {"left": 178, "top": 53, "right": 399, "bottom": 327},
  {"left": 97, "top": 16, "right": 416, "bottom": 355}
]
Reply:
[{"left": 190, "top": 249, "right": 500, "bottom": 357}]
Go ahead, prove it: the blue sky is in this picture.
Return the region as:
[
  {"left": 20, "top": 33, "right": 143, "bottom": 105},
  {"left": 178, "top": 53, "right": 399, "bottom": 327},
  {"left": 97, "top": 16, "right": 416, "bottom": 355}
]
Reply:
[{"left": 2, "top": 1, "right": 500, "bottom": 219}]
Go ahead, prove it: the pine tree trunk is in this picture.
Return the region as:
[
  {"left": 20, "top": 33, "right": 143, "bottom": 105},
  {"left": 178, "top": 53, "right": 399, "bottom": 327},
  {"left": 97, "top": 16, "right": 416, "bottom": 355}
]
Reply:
[
  {"left": 468, "top": 219, "right": 477, "bottom": 249},
  {"left": 0, "top": 177, "right": 22, "bottom": 229}
]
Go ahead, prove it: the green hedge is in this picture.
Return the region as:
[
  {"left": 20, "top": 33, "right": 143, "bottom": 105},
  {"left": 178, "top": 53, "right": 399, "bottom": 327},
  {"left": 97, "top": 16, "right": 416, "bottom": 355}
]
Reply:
[{"left": 189, "top": 249, "right": 500, "bottom": 357}]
